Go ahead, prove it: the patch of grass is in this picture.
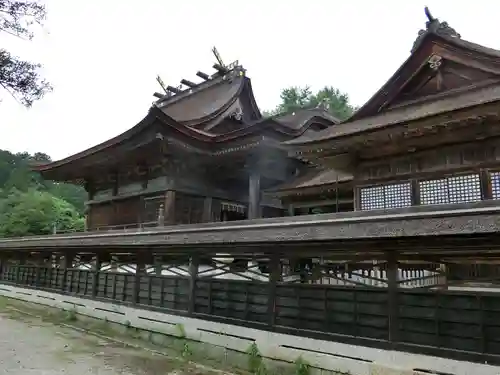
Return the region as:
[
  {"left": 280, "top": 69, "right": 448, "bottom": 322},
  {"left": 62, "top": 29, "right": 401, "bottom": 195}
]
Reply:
[
  {"left": 64, "top": 308, "right": 77, "bottom": 322},
  {"left": 246, "top": 342, "right": 266, "bottom": 374},
  {"left": 181, "top": 342, "right": 192, "bottom": 358},
  {"left": 294, "top": 357, "right": 310, "bottom": 375}
]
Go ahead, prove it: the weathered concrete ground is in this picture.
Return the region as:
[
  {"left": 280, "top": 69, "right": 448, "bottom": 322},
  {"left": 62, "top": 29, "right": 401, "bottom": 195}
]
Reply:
[{"left": 0, "top": 304, "right": 229, "bottom": 375}]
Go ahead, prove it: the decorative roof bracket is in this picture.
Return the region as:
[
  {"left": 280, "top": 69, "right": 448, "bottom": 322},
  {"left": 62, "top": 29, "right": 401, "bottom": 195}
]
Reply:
[
  {"left": 411, "top": 7, "right": 461, "bottom": 53},
  {"left": 428, "top": 54, "right": 443, "bottom": 70}
]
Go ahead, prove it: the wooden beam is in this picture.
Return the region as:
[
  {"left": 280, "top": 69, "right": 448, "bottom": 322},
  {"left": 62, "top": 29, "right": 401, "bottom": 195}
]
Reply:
[
  {"left": 196, "top": 71, "right": 210, "bottom": 80},
  {"left": 180, "top": 79, "right": 197, "bottom": 88},
  {"left": 213, "top": 63, "right": 228, "bottom": 74},
  {"left": 167, "top": 85, "right": 182, "bottom": 94}
]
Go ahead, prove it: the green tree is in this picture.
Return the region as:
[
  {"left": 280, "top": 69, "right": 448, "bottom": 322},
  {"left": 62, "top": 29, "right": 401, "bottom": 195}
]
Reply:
[
  {"left": 0, "top": 189, "right": 84, "bottom": 237},
  {"left": 266, "top": 86, "right": 356, "bottom": 120},
  {"left": 273, "top": 86, "right": 313, "bottom": 116},
  {"left": 0, "top": 0, "right": 52, "bottom": 106},
  {"left": 0, "top": 149, "right": 87, "bottom": 213},
  {"left": 48, "top": 182, "right": 87, "bottom": 213},
  {"left": 308, "top": 86, "right": 356, "bottom": 121}
]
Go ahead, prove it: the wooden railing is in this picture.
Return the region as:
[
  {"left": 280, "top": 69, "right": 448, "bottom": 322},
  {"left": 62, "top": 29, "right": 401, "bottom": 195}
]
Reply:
[{"left": 1, "top": 264, "right": 500, "bottom": 365}]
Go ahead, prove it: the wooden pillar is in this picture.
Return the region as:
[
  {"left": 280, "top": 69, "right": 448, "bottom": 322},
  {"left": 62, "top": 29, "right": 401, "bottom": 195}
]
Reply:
[
  {"left": 91, "top": 254, "right": 101, "bottom": 297},
  {"left": 410, "top": 179, "right": 421, "bottom": 206},
  {"left": 268, "top": 253, "right": 281, "bottom": 326},
  {"left": 0, "top": 253, "right": 4, "bottom": 279},
  {"left": 34, "top": 253, "right": 44, "bottom": 287},
  {"left": 164, "top": 190, "right": 176, "bottom": 225},
  {"left": 386, "top": 251, "right": 399, "bottom": 342},
  {"left": 61, "top": 252, "right": 74, "bottom": 292},
  {"left": 188, "top": 254, "right": 199, "bottom": 314},
  {"left": 154, "top": 256, "right": 162, "bottom": 275},
  {"left": 248, "top": 171, "right": 261, "bottom": 220},
  {"left": 287, "top": 204, "right": 295, "bottom": 217},
  {"left": 353, "top": 186, "right": 361, "bottom": 211},
  {"left": 15, "top": 254, "right": 26, "bottom": 283},
  {"left": 480, "top": 169, "right": 492, "bottom": 200},
  {"left": 202, "top": 197, "right": 213, "bottom": 223},
  {"left": 110, "top": 256, "right": 118, "bottom": 272},
  {"left": 439, "top": 263, "right": 448, "bottom": 290},
  {"left": 134, "top": 254, "right": 146, "bottom": 305},
  {"left": 157, "top": 204, "right": 165, "bottom": 226}
]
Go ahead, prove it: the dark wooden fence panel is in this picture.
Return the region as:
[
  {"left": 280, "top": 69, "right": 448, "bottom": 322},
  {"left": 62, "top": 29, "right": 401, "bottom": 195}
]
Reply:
[
  {"left": 18, "top": 266, "right": 37, "bottom": 286},
  {"left": 114, "top": 274, "right": 135, "bottom": 302},
  {"left": 39, "top": 267, "right": 63, "bottom": 289},
  {"left": 275, "top": 284, "right": 389, "bottom": 340},
  {"left": 1, "top": 265, "right": 16, "bottom": 282},
  {"left": 399, "top": 290, "right": 500, "bottom": 356},
  {"left": 138, "top": 275, "right": 189, "bottom": 311},
  {"left": 194, "top": 279, "right": 269, "bottom": 324}
]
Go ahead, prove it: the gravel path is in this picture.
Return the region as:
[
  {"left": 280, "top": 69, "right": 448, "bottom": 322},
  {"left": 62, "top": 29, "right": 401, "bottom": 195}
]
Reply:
[{"left": 0, "top": 311, "right": 216, "bottom": 375}]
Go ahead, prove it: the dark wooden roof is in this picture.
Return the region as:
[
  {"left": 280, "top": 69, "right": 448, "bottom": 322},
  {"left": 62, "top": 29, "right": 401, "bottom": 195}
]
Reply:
[
  {"left": 33, "top": 67, "right": 340, "bottom": 180},
  {"left": 287, "top": 8, "right": 500, "bottom": 148},
  {"left": 271, "top": 107, "right": 340, "bottom": 130},
  {"left": 287, "top": 82, "right": 500, "bottom": 146},
  {"left": 268, "top": 168, "right": 352, "bottom": 195},
  {"left": 156, "top": 68, "right": 262, "bottom": 131}
]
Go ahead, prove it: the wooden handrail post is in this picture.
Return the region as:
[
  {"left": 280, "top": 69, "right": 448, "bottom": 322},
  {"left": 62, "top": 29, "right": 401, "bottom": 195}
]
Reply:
[
  {"left": 386, "top": 251, "right": 399, "bottom": 343},
  {"left": 188, "top": 254, "right": 199, "bottom": 315}
]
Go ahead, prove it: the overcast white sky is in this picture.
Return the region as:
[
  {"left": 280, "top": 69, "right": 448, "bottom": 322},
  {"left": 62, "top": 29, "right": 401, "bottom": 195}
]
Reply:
[{"left": 0, "top": 0, "right": 496, "bottom": 160}]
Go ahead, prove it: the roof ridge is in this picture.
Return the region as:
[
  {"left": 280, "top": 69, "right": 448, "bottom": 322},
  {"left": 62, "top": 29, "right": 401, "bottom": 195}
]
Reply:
[{"left": 155, "top": 65, "right": 247, "bottom": 109}]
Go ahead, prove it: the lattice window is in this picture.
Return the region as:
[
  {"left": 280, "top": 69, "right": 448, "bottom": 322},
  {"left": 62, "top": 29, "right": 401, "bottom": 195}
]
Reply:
[
  {"left": 491, "top": 172, "right": 500, "bottom": 200},
  {"left": 420, "top": 174, "right": 481, "bottom": 206},
  {"left": 384, "top": 183, "right": 412, "bottom": 208},
  {"left": 360, "top": 185, "right": 384, "bottom": 211},
  {"left": 448, "top": 174, "right": 481, "bottom": 204},
  {"left": 359, "top": 182, "right": 412, "bottom": 211},
  {"left": 420, "top": 179, "right": 449, "bottom": 205}
]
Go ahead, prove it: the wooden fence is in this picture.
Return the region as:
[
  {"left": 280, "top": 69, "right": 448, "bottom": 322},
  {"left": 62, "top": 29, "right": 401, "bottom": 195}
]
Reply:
[{"left": 1, "top": 264, "right": 500, "bottom": 365}]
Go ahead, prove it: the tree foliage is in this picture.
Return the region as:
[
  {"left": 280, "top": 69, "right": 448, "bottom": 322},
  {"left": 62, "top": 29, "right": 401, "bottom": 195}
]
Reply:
[
  {"left": 0, "top": 189, "right": 84, "bottom": 237},
  {"left": 0, "top": 0, "right": 52, "bottom": 107},
  {"left": 265, "top": 86, "right": 357, "bottom": 121},
  {"left": 0, "top": 149, "right": 86, "bottom": 237}
]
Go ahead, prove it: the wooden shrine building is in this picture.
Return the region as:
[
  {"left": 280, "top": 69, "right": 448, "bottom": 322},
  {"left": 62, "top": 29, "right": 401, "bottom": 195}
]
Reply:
[
  {"left": 33, "top": 63, "right": 340, "bottom": 230},
  {"left": 287, "top": 7, "right": 500, "bottom": 213}
]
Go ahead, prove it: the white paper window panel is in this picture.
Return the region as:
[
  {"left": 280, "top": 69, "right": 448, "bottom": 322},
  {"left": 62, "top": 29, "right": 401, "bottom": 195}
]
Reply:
[
  {"left": 419, "top": 174, "right": 481, "bottom": 205},
  {"left": 360, "top": 182, "right": 412, "bottom": 211}
]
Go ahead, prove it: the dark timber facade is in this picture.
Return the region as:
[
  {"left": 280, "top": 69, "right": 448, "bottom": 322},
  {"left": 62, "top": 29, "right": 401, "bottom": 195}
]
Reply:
[{"left": 1, "top": 8, "right": 500, "bottom": 374}]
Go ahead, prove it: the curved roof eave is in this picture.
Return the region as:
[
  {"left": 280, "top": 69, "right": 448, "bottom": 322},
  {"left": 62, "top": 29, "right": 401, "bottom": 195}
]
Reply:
[
  {"left": 212, "top": 113, "right": 339, "bottom": 142},
  {"left": 168, "top": 76, "right": 246, "bottom": 128},
  {"left": 32, "top": 107, "right": 218, "bottom": 173},
  {"left": 33, "top": 110, "right": 158, "bottom": 172}
]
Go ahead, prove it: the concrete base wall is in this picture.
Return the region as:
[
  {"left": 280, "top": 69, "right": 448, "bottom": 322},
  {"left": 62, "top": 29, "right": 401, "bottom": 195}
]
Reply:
[{"left": 0, "top": 284, "right": 497, "bottom": 375}]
